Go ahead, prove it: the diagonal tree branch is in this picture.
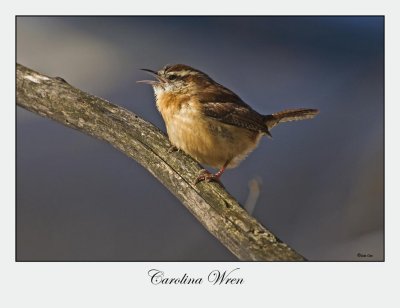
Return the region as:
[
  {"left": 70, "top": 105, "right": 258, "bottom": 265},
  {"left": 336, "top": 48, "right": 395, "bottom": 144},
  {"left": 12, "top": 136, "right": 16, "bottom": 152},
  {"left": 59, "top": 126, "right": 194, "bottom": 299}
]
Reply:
[{"left": 16, "top": 63, "right": 305, "bottom": 261}]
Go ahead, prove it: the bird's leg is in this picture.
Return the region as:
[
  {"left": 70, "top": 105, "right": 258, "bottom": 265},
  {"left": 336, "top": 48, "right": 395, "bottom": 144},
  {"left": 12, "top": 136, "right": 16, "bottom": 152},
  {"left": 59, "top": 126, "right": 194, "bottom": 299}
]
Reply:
[
  {"left": 214, "top": 163, "right": 228, "bottom": 178},
  {"left": 194, "top": 161, "right": 230, "bottom": 185}
]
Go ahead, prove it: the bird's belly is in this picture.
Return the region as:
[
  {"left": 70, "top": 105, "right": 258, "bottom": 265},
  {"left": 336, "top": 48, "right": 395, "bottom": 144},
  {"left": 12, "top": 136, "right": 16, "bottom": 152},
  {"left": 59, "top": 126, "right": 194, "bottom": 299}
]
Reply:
[{"left": 165, "top": 111, "right": 262, "bottom": 169}]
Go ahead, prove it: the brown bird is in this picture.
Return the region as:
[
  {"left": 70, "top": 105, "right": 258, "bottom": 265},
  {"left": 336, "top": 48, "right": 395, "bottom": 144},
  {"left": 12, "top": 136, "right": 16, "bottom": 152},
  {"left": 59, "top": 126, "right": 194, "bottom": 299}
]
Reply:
[{"left": 138, "top": 64, "right": 319, "bottom": 184}]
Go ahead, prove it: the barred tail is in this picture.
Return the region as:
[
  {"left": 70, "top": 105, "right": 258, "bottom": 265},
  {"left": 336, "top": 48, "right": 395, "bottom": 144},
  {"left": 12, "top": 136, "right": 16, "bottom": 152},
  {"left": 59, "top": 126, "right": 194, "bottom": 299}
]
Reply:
[{"left": 264, "top": 108, "right": 319, "bottom": 131}]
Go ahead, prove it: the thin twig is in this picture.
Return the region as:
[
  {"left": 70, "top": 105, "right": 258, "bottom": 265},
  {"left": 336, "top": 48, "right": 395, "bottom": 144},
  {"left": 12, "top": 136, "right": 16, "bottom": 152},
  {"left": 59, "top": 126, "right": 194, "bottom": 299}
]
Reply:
[{"left": 244, "top": 177, "right": 263, "bottom": 215}]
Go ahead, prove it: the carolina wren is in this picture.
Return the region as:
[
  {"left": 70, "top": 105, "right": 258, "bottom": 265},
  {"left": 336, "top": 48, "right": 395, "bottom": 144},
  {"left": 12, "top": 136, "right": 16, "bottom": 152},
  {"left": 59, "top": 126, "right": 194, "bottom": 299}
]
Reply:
[{"left": 138, "top": 64, "right": 318, "bottom": 184}]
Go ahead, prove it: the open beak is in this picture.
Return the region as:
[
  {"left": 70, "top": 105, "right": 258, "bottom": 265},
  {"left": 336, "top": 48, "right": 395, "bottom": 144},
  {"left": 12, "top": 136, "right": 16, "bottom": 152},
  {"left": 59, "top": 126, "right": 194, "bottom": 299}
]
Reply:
[{"left": 137, "top": 68, "right": 166, "bottom": 85}]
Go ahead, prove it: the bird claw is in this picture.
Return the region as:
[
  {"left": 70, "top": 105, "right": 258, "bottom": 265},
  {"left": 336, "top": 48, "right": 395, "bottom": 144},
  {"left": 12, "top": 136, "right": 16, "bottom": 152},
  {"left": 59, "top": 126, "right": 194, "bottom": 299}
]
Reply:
[
  {"left": 167, "top": 145, "right": 178, "bottom": 153},
  {"left": 194, "top": 169, "right": 222, "bottom": 185}
]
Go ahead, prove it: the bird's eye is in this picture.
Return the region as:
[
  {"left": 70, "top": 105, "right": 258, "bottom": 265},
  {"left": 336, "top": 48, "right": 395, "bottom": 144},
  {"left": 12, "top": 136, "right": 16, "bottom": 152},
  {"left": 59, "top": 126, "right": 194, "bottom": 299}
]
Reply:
[{"left": 168, "top": 74, "right": 177, "bottom": 80}]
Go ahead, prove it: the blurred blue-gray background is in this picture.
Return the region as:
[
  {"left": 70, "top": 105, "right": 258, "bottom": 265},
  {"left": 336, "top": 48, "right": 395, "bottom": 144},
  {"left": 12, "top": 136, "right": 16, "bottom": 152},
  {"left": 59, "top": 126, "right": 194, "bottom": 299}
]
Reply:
[{"left": 16, "top": 16, "right": 384, "bottom": 261}]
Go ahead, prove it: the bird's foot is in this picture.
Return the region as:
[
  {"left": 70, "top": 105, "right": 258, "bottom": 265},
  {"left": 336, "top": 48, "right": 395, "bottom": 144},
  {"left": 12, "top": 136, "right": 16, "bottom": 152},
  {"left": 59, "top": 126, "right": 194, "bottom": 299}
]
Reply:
[
  {"left": 167, "top": 145, "right": 179, "bottom": 153},
  {"left": 194, "top": 169, "right": 222, "bottom": 185}
]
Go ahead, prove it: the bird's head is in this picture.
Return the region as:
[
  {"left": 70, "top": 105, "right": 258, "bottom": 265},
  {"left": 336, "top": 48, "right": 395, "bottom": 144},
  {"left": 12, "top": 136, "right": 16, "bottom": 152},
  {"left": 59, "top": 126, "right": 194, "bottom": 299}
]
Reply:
[{"left": 138, "top": 64, "right": 213, "bottom": 96}]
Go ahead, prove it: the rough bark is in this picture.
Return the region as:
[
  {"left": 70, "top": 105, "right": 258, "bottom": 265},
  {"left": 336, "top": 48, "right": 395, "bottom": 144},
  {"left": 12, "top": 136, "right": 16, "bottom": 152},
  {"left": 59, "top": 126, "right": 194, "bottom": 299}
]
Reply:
[{"left": 16, "top": 63, "right": 306, "bottom": 261}]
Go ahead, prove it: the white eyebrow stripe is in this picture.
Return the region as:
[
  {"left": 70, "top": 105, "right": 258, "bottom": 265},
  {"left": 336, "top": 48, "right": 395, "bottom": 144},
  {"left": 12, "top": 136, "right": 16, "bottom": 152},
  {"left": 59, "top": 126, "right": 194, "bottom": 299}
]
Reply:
[{"left": 169, "top": 70, "right": 200, "bottom": 77}]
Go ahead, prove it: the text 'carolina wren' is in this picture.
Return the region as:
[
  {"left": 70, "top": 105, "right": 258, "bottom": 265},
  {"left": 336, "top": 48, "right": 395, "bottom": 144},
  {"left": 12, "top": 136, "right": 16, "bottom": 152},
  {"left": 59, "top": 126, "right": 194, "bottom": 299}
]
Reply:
[{"left": 138, "top": 64, "right": 319, "bottom": 184}]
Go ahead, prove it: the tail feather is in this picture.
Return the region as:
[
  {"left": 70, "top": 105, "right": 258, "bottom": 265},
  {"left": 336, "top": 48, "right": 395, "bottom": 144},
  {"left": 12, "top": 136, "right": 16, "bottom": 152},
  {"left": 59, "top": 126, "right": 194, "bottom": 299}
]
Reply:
[{"left": 264, "top": 108, "right": 319, "bottom": 130}]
